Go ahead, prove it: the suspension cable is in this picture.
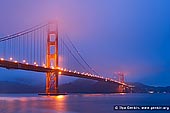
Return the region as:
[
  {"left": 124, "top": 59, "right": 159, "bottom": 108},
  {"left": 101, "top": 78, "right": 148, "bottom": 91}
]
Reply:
[
  {"left": 0, "top": 24, "right": 48, "bottom": 42},
  {"left": 61, "top": 38, "right": 88, "bottom": 72},
  {"left": 64, "top": 33, "right": 100, "bottom": 75}
]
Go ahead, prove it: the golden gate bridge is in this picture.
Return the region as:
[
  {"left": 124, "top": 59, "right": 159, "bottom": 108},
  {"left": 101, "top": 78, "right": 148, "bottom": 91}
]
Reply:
[{"left": 0, "top": 22, "right": 133, "bottom": 95}]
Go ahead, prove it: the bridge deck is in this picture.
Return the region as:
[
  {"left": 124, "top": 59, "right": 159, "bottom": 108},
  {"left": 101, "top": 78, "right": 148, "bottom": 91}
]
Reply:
[{"left": 0, "top": 59, "right": 133, "bottom": 88}]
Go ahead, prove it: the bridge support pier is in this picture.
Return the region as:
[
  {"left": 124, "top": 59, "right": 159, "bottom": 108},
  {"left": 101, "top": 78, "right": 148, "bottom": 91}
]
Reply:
[
  {"left": 46, "top": 72, "right": 58, "bottom": 94},
  {"left": 118, "top": 85, "right": 133, "bottom": 93},
  {"left": 118, "top": 85, "right": 126, "bottom": 93}
]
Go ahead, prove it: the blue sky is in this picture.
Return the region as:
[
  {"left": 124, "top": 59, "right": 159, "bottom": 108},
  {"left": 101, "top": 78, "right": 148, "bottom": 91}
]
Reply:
[{"left": 0, "top": 0, "right": 170, "bottom": 86}]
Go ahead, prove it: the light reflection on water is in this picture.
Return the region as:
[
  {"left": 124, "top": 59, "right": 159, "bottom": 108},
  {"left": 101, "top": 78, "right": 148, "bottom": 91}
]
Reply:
[
  {"left": 0, "top": 94, "right": 70, "bottom": 113},
  {"left": 0, "top": 93, "right": 170, "bottom": 113}
]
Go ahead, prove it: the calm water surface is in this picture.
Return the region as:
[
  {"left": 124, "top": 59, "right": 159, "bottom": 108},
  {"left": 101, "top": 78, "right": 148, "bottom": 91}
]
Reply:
[{"left": 0, "top": 93, "right": 170, "bottom": 113}]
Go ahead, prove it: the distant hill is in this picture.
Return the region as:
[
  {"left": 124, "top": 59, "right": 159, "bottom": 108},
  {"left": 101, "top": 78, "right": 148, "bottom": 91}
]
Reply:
[
  {"left": 130, "top": 82, "right": 170, "bottom": 93},
  {"left": 0, "top": 79, "right": 170, "bottom": 93},
  {"left": 59, "top": 79, "right": 119, "bottom": 93},
  {"left": 0, "top": 81, "right": 44, "bottom": 93}
]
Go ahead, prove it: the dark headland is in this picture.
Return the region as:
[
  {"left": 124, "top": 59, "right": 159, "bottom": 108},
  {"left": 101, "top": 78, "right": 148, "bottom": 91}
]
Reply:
[{"left": 0, "top": 79, "right": 170, "bottom": 94}]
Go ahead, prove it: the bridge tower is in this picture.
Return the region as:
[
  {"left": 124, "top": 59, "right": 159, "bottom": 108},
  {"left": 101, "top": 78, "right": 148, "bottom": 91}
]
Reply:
[
  {"left": 114, "top": 72, "right": 126, "bottom": 93},
  {"left": 46, "top": 22, "right": 59, "bottom": 94}
]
